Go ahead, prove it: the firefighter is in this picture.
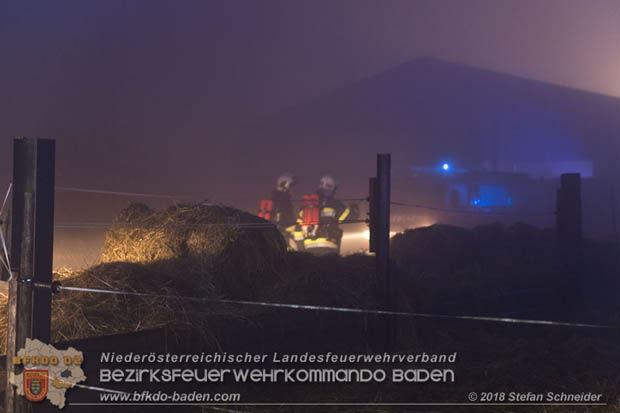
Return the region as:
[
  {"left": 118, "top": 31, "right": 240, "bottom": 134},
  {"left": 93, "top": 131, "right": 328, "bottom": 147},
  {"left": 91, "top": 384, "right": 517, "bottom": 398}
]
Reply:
[
  {"left": 300, "top": 175, "right": 354, "bottom": 255},
  {"left": 258, "top": 173, "right": 303, "bottom": 249}
]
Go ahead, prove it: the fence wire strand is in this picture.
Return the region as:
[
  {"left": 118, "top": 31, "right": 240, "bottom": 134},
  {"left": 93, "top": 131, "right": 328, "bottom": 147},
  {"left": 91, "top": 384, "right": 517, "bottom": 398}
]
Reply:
[
  {"left": 391, "top": 201, "right": 555, "bottom": 217},
  {"left": 0, "top": 182, "right": 11, "bottom": 216},
  {"left": 0, "top": 230, "right": 10, "bottom": 276},
  {"left": 0, "top": 183, "right": 12, "bottom": 275},
  {"left": 292, "top": 198, "right": 368, "bottom": 203},
  {"left": 56, "top": 185, "right": 368, "bottom": 205},
  {"left": 55, "top": 186, "right": 195, "bottom": 200},
  {"left": 32, "top": 282, "right": 616, "bottom": 330},
  {"left": 55, "top": 222, "right": 277, "bottom": 230},
  {"left": 54, "top": 219, "right": 368, "bottom": 230}
]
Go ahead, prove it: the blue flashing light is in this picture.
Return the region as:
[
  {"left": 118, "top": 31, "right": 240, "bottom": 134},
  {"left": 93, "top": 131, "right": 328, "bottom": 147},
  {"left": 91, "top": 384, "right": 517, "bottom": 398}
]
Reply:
[
  {"left": 470, "top": 186, "right": 511, "bottom": 208},
  {"left": 442, "top": 163, "right": 450, "bottom": 171}
]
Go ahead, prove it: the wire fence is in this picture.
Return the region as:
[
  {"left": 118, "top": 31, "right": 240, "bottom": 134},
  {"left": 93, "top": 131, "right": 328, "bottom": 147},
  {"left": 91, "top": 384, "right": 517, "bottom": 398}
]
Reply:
[
  {"left": 28, "top": 280, "right": 618, "bottom": 330},
  {"left": 292, "top": 198, "right": 368, "bottom": 203},
  {"left": 51, "top": 184, "right": 559, "bottom": 232},
  {"left": 391, "top": 200, "right": 556, "bottom": 217},
  {"left": 36, "top": 184, "right": 560, "bottom": 223},
  {"left": 0, "top": 182, "right": 11, "bottom": 214},
  {"left": 55, "top": 222, "right": 278, "bottom": 230},
  {"left": 6, "top": 182, "right": 615, "bottom": 340},
  {"left": 42, "top": 183, "right": 614, "bottom": 331},
  {"left": 55, "top": 186, "right": 196, "bottom": 201},
  {"left": 56, "top": 185, "right": 368, "bottom": 204},
  {"left": 53, "top": 219, "right": 369, "bottom": 231},
  {"left": 0, "top": 183, "right": 12, "bottom": 275},
  {"left": 52, "top": 185, "right": 369, "bottom": 230},
  {"left": 1, "top": 179, "right": 619, "bottom": 408},
  {"left": 2, "top": 167, "right": 616, "bottom": 406}
]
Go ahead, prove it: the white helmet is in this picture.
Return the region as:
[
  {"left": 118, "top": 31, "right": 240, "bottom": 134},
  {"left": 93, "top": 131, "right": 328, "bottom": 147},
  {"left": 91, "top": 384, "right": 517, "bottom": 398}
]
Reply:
[
  {"left": 319, "top": 175, "right": 337, "bottom": 192},
  {"left": 277, "top": 173, "right": 297, "bottom": 191}
]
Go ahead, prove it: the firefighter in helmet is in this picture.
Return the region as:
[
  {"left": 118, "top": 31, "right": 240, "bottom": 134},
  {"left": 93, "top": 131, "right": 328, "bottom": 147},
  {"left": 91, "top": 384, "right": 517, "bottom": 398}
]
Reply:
[
  {"left": 258, "top": 173, "right": 303, "bottom": 249},
  {"left": 299, "top": 175, "right": 354, "bottom": 255}
]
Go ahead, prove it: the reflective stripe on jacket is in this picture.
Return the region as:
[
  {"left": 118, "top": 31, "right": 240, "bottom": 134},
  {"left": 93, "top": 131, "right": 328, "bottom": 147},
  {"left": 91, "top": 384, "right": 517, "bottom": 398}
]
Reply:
[{"left": 304, "top": 237, "right": 338, "bottom": 250}]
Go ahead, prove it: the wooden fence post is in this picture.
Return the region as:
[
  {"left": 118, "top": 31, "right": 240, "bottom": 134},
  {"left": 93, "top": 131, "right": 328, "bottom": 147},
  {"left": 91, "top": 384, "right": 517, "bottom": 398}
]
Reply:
[
  {"left": 0, "top": 203, "right": 10, "bottom": 281},
  {"left": 32, "top": 139, "right": 55, "bottom": 343},
  {"left": 368, "top": 177, "right": 377, "bottom": 253},
  {"left": 556, "top": 173, "right": 583, "bottom": 320},
  {"left": 5, "top": 138, "right": 55, "bottom": 413},
  {"left": 369, "top": 154, "right": 395, "bottom": 351},
  {"left": 6, "top": 137, "right": 35, "bottom": 413},
  {"left": 610, "top": 184, "right": 618, "bottom": 244}
]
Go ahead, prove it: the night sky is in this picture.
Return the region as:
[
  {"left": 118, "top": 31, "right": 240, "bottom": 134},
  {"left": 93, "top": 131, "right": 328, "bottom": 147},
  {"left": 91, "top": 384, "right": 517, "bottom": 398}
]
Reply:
[{"left": 2, "top": 0, "right": 620, "bottom": 215}]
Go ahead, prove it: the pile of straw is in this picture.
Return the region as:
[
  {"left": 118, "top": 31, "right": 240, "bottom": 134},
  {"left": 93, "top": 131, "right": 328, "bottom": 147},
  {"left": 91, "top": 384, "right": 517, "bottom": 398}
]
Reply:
[
  {"left": 101, "top": 202, "right": 288, "bottom": 297},
  {"left": 49, "top": 261, "right": 250, "bottom": 344},
  {"left": 102, "top": 202, "right": 285, "bottom": 264}
]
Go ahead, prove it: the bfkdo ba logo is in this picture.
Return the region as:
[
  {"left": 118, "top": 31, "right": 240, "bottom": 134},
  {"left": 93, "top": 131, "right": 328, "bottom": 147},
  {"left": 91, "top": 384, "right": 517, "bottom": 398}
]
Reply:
[{"left": 23, "top": 370, "right": 49, "bottom": 402}]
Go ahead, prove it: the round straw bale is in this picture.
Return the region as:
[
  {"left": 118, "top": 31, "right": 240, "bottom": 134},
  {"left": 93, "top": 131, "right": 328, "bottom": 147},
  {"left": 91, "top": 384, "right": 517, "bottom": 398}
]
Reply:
[{"left": 101, "top": 202, "right": 287, "bottom": 296}]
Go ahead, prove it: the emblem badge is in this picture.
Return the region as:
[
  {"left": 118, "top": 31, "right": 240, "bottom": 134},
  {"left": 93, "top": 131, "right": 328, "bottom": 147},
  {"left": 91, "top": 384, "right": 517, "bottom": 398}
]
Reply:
[{"left": 24, "top": 370, "right": 49, "bottom": 402}]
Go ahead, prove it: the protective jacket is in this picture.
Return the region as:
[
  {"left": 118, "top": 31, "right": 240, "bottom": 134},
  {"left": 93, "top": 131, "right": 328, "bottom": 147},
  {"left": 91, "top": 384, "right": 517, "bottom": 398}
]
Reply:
[
  {"left": 269, "top": 189, "right": 295, "bottom": 228},
  {"left": 300, "top": 191, "right": 351, "bottom": 254},
  {"left": 259, "top": 189, "right": 301, "bottom": 249}
]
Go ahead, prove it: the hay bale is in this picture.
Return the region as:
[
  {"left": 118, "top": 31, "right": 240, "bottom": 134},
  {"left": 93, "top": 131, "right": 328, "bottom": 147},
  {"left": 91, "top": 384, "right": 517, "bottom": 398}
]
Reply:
[
  {"left": 391, "top": 222, "right": 560, "bottom": 281},
  {"left": 0, "top": 203, "right": 286, "bottom": 350},
  {"left": 391, "top": 224, "right": 473, "bottom": 276},
  {"left": 101, "top": 202, "right": 287, "bottom": 296},
  {"left": 49, "top": 261, "right": 244, "bottom": 344},
  {"left": 268, "top": 252, "right": 377, "bottom": 307},
  {"left": 0, "top": 262, "right": 248, "bottom": 348},
  {"left": 0, "top": 252, "right": 378, "bottom": 350}
]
